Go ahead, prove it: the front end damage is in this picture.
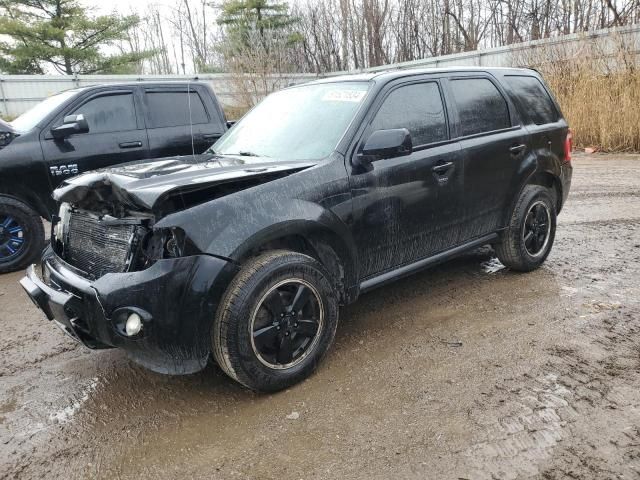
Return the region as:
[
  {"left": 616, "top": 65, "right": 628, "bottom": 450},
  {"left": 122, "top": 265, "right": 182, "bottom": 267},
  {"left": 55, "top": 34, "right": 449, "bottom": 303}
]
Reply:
[{"left": 21, "top": 156, "right": 313, "bottom": 373}]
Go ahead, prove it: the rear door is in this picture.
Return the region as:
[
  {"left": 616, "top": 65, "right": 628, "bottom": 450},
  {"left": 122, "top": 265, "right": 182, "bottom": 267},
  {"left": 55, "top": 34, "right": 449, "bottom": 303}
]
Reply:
[
  {"left": 501, "top": 74, "right": 565, "bottom": 160},
  {"left": 143, "top": 85, "right": 225, "bottom": 158},
  {"left": 445, "top": 74, "right": 530, "bottom": 241},
  {"left": 41, "top": 87, "right": 149, "bottom": 186},
  {"left": 349, "top": 78, "right": 464, "bottom": 278}
]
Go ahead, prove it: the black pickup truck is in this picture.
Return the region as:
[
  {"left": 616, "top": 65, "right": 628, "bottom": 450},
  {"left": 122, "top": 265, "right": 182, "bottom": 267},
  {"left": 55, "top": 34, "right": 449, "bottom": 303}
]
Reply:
[{"left": 0, "top": 81, "right": 228, "bottom": 272}]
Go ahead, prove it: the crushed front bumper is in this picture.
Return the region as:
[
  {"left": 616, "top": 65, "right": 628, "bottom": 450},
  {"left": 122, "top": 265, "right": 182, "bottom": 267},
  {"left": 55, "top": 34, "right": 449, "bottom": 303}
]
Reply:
[{"left": 21, "top": 247, "right": 239, "bottom": 374}]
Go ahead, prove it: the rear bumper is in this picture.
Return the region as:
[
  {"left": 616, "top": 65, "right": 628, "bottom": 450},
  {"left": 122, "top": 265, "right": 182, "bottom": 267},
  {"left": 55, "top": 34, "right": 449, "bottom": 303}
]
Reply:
[{"left": 21, "top": 247, "right": 239, "bottom": 374}]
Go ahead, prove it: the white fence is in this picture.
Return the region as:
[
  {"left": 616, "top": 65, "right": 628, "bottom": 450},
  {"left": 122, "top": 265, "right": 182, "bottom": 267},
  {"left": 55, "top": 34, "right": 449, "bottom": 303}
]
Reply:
[
  {"left": 0, "top": 73, "right": 319, "bottom": 118},
  {"left": 2, "top": 24, "right": 639, "bottom": 118}
]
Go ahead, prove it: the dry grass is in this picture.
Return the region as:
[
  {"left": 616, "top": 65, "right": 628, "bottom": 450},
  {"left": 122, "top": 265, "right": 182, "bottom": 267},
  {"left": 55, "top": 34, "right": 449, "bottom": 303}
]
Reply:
[
  {"left": 545, "top": 69, "right": 640, "bottom": 152},
  {"left": 513, "top": 34, "right": 640, "bottom": 152}
]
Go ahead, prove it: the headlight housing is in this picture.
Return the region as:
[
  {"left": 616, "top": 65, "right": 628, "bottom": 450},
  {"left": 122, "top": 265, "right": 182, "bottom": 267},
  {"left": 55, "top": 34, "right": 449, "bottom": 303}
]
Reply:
[{"left": 143, "top": 227, "right": 189, "bottom": 262}]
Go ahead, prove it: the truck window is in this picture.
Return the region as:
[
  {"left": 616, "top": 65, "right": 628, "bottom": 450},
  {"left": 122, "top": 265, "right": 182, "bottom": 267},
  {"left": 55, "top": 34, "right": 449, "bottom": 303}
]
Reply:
[
  {"left": 146, "top": 91, "right": 208, "bottom": 128},
  {"left": 503, "top": 75, "right": 559, "bottom": 125},
  {"left": 371, "top": 82, "right": 447, "bottom": 146},
  {"left": 450, "top": 78, "right": 510, "bottom": 136},
  {"left": 71, "top": 93, "right": 137, "bottom": 134}
]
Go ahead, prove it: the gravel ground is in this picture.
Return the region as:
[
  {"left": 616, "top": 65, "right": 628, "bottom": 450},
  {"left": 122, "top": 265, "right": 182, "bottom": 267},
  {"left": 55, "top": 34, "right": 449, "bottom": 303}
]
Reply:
[{"left": 1, "top": 153, "right": 639, "bottom": 479}]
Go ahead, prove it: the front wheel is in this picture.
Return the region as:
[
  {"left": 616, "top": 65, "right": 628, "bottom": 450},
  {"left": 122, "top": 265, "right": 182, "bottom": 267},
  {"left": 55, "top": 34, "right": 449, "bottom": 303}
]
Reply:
[
  {"left": 495, "top": 185, "right": 557, "bottom": 272},
  {"left": 212, "top": 250, "right": 338, "bottom": 392},
  {"left": 0, "top": 196, "right": 45, "bottom": 274}
]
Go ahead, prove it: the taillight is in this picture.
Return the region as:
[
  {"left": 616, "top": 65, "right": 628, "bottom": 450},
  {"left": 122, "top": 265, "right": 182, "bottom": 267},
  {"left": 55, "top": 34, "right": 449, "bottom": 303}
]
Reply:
[{"left": 563, "top": 129, "right": 573, "bottom": 163}]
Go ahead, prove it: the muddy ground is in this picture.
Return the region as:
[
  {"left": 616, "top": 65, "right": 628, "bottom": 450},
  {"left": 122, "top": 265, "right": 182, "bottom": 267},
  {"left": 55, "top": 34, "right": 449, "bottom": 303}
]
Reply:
[{"left": 1, "top": 153, "right": 639, "bottom": 479}]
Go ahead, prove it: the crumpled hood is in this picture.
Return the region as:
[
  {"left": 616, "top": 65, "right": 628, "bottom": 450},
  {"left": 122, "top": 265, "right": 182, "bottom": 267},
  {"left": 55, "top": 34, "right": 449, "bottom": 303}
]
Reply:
[{"left": 54, "top": 154, "right": 317, "bottom": 212}]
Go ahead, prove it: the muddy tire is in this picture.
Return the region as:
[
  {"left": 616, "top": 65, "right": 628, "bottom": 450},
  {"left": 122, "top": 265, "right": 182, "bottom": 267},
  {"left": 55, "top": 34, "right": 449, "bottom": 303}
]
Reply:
[
  {"left": 0, "top": 196, "right": 45, "bottom": 274},
  {"left": 212, "top": 250, "right": 338, "bottom": 392},
  {"left": 495, "top": 185, "right": 557, "bottom": 272}
]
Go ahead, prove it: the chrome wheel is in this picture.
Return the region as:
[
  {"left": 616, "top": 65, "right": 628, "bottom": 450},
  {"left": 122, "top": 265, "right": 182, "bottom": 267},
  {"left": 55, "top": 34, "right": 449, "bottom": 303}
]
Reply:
[
  {"left": 250, "top": 278, "right": 324, "bottom": 369},
  {"left": 522, "top": 201, "right": 551, "bottom": 257}
]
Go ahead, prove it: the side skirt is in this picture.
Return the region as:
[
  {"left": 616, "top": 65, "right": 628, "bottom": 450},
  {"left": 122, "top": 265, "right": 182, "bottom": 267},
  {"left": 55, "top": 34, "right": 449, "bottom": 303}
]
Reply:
[{"left": 359, "top": 233, "right": 499, "bottom": 293}]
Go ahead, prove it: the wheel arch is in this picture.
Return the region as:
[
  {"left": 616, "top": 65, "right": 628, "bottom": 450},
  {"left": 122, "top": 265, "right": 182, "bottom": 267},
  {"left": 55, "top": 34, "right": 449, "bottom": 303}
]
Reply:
[
  {"left": 502, "top": 160, "right": 563, "bottom": 228},
  {"left": 232, "top": 221, "right": 359, "bottom": 305},
  {"left": 0, "top": 183, "right": 51, "bottom": 219}
]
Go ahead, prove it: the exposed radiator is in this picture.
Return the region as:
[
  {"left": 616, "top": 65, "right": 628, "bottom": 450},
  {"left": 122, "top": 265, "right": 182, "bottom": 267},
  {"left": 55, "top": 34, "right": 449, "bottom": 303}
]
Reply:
[{"left": 65, "top": 211, "right": 136, "bottom": 279}]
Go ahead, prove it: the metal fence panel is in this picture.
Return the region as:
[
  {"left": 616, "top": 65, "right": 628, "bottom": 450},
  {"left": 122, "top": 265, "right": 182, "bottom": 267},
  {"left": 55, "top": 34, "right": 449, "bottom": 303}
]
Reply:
[{"left": 2, "top": 24, "right": 639, "bottom": 118}]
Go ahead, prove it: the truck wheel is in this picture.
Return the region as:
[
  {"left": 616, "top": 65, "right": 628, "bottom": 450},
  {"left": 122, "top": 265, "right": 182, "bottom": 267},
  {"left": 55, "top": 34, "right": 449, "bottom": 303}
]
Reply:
[
  {"left": 495, "top": 185, "right": 557, "bottom": 272},
  {"left": 0, "top": 196, "right": 45, "bottom": 274},
  {"left": 212, "top": 250, "right": 338, "bottom": 392}
]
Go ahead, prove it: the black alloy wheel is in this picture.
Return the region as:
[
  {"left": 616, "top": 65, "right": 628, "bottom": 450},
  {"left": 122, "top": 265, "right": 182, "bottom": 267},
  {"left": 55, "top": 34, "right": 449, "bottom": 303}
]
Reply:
[
  {"left": 522, "top": 200, "right": 551, "bottom": 257},
  {"left": 251, "top": 279, "right": 323, "bottom": 369}
]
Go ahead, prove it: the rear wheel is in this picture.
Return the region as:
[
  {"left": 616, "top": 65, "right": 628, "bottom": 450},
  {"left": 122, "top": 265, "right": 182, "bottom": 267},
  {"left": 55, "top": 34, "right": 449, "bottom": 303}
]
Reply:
[
  {"left": 0, "top": 196, "right": 45, "bottom": 274},
  {"left": 212, "top": 250, "right": 338, "bottom": 392},
  {"left": 495, "top": 185, "right": 556, "bottom": 272}
]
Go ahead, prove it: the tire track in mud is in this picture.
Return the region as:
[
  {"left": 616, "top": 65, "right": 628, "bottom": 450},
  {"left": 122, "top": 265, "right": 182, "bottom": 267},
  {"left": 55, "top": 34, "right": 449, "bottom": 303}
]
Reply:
[{"left": 454, "top": 193, "right": 640, "bottom": 479}]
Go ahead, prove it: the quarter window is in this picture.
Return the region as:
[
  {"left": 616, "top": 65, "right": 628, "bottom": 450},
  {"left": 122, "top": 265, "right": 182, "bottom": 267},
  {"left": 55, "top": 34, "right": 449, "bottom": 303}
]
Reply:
[
  {"left": 371, "top": 82, "right": 448, "bottom": 146},
  {"left": 72, "top": 93, "right": 137, "bottom": 134},
  {"left": 503, "top": 75, "right": 559, "bottom": 125},
  {"left": 146, "top": 91, "right": 208, "bottom": 128},
  {"left": 450, "top": 78, "right": 510, "bottom": 136}
]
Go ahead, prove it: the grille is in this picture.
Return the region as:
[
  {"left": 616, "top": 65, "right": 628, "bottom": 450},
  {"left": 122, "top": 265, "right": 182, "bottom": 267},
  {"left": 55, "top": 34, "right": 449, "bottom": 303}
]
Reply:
[{"left": 65, "top": 211, "right": 136, "bottom": 278}]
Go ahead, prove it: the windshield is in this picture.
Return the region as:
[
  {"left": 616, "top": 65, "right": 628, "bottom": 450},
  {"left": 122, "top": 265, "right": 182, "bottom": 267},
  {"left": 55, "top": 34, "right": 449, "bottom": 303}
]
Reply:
[
  {"left": 10, "top": 89, "right": 79, "bottom": 132},
  {"left": 212, "top": 82, "right": 370, "bottom": 161}
]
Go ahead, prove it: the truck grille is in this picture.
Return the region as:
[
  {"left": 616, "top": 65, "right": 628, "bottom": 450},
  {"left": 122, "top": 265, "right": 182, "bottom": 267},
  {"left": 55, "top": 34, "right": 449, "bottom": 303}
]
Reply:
[{"left": 65, "top": 211, "right": 136, "bottom": 279}]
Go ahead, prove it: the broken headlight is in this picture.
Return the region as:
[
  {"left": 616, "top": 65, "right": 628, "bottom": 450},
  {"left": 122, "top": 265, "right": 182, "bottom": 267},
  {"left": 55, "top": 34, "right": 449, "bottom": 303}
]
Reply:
[
  {"left": 0, "top": 131, "right": 16, "bottom": 149},
  {"left": 144, "top": 228, "right": 187, "bottom": 261}
]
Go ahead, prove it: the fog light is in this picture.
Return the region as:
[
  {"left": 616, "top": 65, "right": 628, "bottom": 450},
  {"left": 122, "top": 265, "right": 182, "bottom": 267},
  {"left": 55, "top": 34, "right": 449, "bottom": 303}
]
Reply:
[{"left": 125, "top": 313, "right": 143, "bottom": 336}]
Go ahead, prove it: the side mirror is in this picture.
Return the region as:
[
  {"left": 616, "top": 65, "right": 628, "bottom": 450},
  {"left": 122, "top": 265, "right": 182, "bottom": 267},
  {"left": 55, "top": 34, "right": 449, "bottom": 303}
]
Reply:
[
  {"left": 51, "top": 114, "right": 89, "bottom": 140},
  {"left": 358, "top": 128, "right": 412, "bottom": 165}
]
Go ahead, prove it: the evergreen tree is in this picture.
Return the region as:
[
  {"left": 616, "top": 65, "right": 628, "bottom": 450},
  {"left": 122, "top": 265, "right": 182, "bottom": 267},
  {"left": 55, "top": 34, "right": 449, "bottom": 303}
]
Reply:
[
  {"left": 218, "top": 0, "right": 297, "bottom": 50},
  {"left": 0, "top": 0, "right": 151, "bottom": 74}
]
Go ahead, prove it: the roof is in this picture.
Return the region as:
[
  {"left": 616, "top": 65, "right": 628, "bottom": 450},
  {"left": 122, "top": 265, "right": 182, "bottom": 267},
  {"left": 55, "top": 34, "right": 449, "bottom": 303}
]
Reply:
[
  {"left": 308, "top": 66, "right": 537, "bottom": 85},
  {"left": 69, "top": 80, "right": 211, "bottom": 91}
]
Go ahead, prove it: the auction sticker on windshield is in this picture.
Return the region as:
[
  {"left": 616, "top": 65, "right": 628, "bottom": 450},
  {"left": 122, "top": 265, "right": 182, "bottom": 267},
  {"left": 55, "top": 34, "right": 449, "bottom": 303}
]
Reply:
[{"left": 322, "top": 89, "right": 367, "bottom": 102}]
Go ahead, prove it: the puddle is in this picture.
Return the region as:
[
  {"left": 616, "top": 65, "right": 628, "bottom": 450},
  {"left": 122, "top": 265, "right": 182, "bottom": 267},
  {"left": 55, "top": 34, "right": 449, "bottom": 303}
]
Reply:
[
  {"left": 480, "top": 257, "right": 505, "bottom": 274},
  {"left": 49, "top": 377, "right": 98, "bottom": 424}
]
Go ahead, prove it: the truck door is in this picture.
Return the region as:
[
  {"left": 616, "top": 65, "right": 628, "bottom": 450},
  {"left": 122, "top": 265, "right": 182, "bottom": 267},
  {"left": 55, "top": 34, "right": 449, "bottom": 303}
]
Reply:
[
  {"left": 40, "top": 87, "right": 150, "bottom": 186},
  {"left": 142, "top": 86, "right": 226, "bottom": 158}
]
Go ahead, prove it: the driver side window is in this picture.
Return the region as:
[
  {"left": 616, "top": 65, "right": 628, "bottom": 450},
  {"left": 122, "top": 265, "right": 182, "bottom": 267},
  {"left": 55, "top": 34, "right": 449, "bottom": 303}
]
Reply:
[
  {"left": 371, "top": 82, "right": 448, "bottom": 147},
  {"left": 70, "top": 92, "right": 137, "bottom": 134}
]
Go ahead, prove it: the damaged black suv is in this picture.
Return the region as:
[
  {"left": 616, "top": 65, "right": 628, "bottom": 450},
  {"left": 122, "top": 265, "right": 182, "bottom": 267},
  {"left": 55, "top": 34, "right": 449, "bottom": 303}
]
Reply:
[{"left": 21, "top": 68, "right": 572, "bottom": 392}]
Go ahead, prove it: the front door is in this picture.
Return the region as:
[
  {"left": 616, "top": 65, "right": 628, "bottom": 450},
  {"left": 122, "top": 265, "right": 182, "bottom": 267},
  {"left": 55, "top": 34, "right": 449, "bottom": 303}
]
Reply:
[
  {"left": 348, "top": 80, "right": 464, "bottom": 279},
  {"left": 41, "top": 88, "right": 149, "bottom": 188}
]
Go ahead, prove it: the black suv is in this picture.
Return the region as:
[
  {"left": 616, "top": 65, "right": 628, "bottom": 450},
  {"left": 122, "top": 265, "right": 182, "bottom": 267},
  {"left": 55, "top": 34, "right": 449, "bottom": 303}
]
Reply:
[
  {"left": 0, "top": 81, "right": 227, "bottom": 273},
  {"left": 21, "top": 68, "right": 572, "bottom": 392}
]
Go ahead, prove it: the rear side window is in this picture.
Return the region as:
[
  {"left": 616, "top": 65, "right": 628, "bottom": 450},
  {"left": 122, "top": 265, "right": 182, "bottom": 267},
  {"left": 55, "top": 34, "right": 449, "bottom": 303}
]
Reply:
[
  {"left": 72, "top": 93, "right": 137, "bottom": 134},
  {"left": 503, "top": 75, "right": 559, "bottom": 125},
  {"left": 146, "top": 91, "right": 208, "bottom": 128},
  {"left": 371, "top": 82, "right": 447, "bottom": 146},
  {"left": 450, "top": 78, "right": 510, "bottom": 136}
]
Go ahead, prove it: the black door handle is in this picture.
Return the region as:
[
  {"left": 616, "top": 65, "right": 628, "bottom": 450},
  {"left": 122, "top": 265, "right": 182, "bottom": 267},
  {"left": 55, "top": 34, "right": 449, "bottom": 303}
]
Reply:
[
  {"left": 119, "top": 141, "right": 142, "bottom": 149},
  {"left": 510, "top": 144, "right": 526, "bottom": 155},
  {"left": 203, "top": 134, "right": 218, "bottom": 140},
  {"left": 432, "top": 161, "right": 454, "bottom": 174}
]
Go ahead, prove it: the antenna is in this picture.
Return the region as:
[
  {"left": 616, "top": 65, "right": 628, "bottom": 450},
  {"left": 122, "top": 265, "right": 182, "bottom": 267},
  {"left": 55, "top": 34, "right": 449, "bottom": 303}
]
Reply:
[{"left": 187, "top": 80, "right": 195, "bottom": 161}]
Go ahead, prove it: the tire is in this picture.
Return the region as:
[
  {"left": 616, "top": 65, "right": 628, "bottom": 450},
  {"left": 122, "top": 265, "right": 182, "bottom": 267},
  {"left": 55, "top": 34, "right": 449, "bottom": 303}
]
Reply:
[
  {"left": 213, "top": 250, "right": 339, "bottom": 392},
  {"left": 0, "top": 196, "right": 45, "bottom": 274},
  {"left": 495, "top": 185, "right": 557, "bottom": 272}
]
